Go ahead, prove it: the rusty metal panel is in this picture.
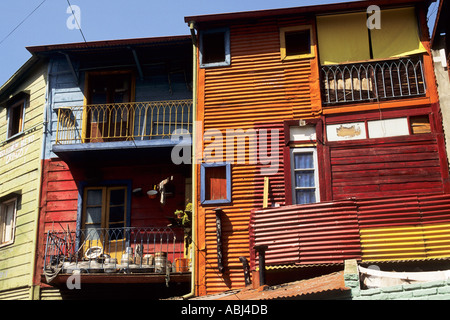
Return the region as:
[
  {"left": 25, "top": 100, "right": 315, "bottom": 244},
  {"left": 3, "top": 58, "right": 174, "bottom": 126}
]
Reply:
[
  {"left": 359, "top": 194, "right": 450, "bottom": 262},
  {"left": 418, "top": 194, "right": 450, "bottom": 258},
  {"left": 251, "top": 200, "right": 362, "bottom": 269},
  {"left": 250, "top": 193, "right": 450, "bottom": 267}
]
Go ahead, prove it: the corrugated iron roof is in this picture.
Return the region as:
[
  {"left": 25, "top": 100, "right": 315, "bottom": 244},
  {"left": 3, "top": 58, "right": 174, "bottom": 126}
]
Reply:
[
  {"left": 191, "top": 271, "right": 349, "bottom": 300},
  {"left": 26, "top": 35, "right": 191, "bottom": 55},
  {"left": 184, "top": 0, "right": 427, "bottom": 25}
]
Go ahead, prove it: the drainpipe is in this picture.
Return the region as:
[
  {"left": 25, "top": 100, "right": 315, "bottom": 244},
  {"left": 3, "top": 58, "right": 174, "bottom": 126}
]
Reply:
[
  {"left": 239, "top": 256, "right": 251, "bottom": 286},
  {"left": 213, "top": 208, "right": 225, "bottom": 273},
  {"left": 254, "top": 245, "right": 268, "bottom": 287},
  {"left": 30, "top": 60, "right": 52, "bottom": 300},
  {"left": 182, "top": 20, "right": 197, "bottom": 300}
]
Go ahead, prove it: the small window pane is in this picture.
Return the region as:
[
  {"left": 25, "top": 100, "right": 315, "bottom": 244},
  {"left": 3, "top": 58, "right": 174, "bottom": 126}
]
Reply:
[
  {"left": 295, "top": 171, "right": 315, "bottom": 188},
  {"left": 203, "top": 32, "right": 226, "bottom": 64},
  {"left": 296, "top": 190, "right": 316, "bottom": 204},
  {"left": 85, "top": 207, "right": 102, "bottom": 224},
  {"left": 285, "top": 30, "right": 311, "bottom": 56},
  {"left": 110, "top": 189, "right": 125, "bottom": 205},
  {"left": 8, "top": 102, "right": 24, "bottom": 137},
  {"left": 109, "top": 206, "right": 125, "bottom": 223},
  {"left": 294, "top": 152, "right": 314, "bottom": 169},
  {"left": 87, "top": 189, "right": 103, "bottom": 206},
  {"left": 410, "top": 115, "right": 431, "bottom": 134},
  {"left": 1, "top": 201, "right": 16, "bottom": 244}
]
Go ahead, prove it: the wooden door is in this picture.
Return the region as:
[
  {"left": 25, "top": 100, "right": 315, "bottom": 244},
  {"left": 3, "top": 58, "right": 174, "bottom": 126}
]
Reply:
[{"left": 85, "top": 72, "right": 133, "bottom": 142}]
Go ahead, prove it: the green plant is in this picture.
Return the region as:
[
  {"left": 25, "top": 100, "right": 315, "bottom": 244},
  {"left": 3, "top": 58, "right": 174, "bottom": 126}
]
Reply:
[{"left": 174, "top": 203, "right": 192, "bottom": 227}]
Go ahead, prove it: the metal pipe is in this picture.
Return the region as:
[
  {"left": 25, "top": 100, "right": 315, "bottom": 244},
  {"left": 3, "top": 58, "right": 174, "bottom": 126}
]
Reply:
[
  {"left": 182, "top": 20, "right": 197, "bottom": 300},
  {"left": 239, "top": 256, "right": 251, "bottom": 286},
  {"left": 214, "top": 208, "right": 225, "bottom": 273},
  {"left": 254, "top": 245, "right": 268, "bottom": 286}
]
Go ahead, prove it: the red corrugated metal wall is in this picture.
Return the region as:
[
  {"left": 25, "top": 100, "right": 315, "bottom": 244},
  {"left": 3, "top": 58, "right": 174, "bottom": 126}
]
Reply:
[{"left": 250, "top": 193, "right": 450, "bottom": 269}]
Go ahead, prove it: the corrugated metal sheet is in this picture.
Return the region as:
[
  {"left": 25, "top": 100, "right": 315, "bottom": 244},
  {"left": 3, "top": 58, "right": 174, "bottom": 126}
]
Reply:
[
  {"left": 330, "top": 135, "right": 444, "bottom": 200},
  {"left": 197, "top": 16, "right": 321, "bottom": 296},
  {"left": 250, "top": 193, "right": 450, "bottom": 268},
  {"left": 250, "top": 201, "right": 361, "bottom": 269}
]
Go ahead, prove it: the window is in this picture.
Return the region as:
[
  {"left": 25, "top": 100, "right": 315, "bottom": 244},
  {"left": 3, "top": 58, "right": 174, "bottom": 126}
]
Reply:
[
  {"left": 200, "top": 28, "right": 231, "bottom": 68},
  {"left": 280, "top": 26, "right": 315, "bottom": 60},
  {"left": 201, "top": 163, "right": 231, "bottom": 204},
  {"left": 410, "top": 115, "right": 431, "bottom": 134},
  {"left": 7, "top": 98, "right": 26, "bottom": 139},
  {"left": 82, "top": 186, "right": 127, "bottom": 240},
  {"left": 290, "top": 149, "right": 320, "bottom": 205},
  {"left": 316, "top": 7, "right": 426, "bottom": 65},
  {"left": 0, "top": 198, "right": 17, "bottom": 247}
]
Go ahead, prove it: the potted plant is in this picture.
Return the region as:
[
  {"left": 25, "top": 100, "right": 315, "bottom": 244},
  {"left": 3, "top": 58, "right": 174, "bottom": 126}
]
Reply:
[{"left": 174, "top": 203, "right": 192, "bottom": 228}]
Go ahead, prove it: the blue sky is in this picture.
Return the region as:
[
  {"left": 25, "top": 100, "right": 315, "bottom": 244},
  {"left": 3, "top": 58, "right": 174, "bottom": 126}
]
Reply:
[{"left": 0, "top": 0, "right": 440, "bottom": 86}]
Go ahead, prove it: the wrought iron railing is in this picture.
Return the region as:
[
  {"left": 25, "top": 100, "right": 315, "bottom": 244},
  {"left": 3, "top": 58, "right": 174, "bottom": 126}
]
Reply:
[
  {"left": 55, "top": 99, "right": 192, "bottom": 144},
  {"left": 43, "top": 227, "right": 189, "bottom": 276},
  {"left": 320, "top": 56, "right": 426, "bottom": 105}
]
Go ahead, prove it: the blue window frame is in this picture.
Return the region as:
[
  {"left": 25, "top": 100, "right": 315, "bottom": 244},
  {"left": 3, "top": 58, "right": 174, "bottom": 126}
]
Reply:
[
  {"left": 200, "top": 163, "right": 231, "bottom": 205},
  {"left": 199, "top": 28, "right": 231, "bottom": 68}
]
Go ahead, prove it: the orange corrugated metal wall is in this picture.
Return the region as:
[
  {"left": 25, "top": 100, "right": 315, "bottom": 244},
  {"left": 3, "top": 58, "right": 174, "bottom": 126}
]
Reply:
[{"left": 196, "top": 16, "right": 322, "bottom": 295}]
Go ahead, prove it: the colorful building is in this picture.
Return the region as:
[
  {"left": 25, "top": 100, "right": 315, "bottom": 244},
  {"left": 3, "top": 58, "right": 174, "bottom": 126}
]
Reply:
[
  {"left": 185, "top": 0, "right": 450, "bottom": 297},
  {"left": 26, "top": 36, "right": 194, "bottom": 299},
  {"left": 0, "top": 56, "right": 48, "bottom": 299}
]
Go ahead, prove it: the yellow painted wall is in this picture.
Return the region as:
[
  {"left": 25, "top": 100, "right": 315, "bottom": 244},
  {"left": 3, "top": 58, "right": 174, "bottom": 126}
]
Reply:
[{"left": 0, "top": 61, "right": 47, "bottom": 299}]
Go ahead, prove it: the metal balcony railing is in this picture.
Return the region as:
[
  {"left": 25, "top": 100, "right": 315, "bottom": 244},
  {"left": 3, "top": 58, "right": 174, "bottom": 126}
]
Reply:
[
  {"left": 321, "top": 56, "right": 426, "bottom": 105},
  {"left": 55, "top": 100, "right": 192, "bottom": 144},
  {"left": 43, "top": 227, "right": 189, "bottom": 277}
]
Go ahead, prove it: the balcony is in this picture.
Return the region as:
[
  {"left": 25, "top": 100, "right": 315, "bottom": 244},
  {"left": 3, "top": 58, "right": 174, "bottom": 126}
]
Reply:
[
  {"left": 42, "top": 227, "right": 190, "bottom": 285},
  {"left": 53, "top": 99, "right": 192, "bottom": 163},
  {"left": 320, "top": 56, "right": 426, "bottom": 106},
  {"left": 55, "top": 99, "right": 192, "bottom": 145}
]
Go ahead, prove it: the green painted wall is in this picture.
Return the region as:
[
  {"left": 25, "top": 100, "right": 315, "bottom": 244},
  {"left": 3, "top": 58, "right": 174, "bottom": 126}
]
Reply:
[{"left": 0, "top": 60, "right": 47, "bottom": 299}]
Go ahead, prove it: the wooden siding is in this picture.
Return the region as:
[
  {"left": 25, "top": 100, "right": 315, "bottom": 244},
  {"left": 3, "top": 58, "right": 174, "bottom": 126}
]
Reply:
[
  {"left": 195, "top": 16, "right": 322, "bottom": 296},
  {"left": 0, "top": 61, "right": 47, "bottom": 297}
]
